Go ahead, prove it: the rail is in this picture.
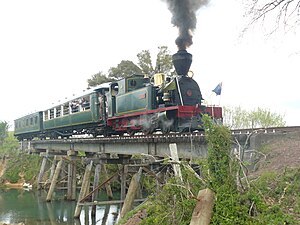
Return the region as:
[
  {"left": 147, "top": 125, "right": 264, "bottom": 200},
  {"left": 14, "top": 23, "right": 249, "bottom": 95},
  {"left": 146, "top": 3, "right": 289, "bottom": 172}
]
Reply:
[{"left": 25, "top": 126, "right": 300, "bottom": 159}]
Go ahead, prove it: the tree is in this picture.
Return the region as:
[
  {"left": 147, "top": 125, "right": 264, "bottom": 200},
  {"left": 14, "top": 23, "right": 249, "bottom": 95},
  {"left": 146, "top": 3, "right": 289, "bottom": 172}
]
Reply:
[
  {"left": 246, "top": 0, "right": 300, "bottom": 31},
  {"left": 136, "top": 46, "right": 174, "bottom": 75},
  {"left": 0, "top": 131, "right": 19, "bottom": 157},
  {"left": 223, "top": 106, "right": 286, "bottom": 129},
  {"left": 87, "top": 71, "right": 113, "bottom": 87},
  {"left": 155, "top": 46, "right": 174, "bottom": 75},
  {"left": 87, "top": 46, "right": 174, "bottom": 86},
  {"left": 137, "top": 50, "right": 154, "bottom": 75},
  {"left": 0, "top": 121, "right": 9, "bottom": 145},
  {"left": 108, "top": 60, "right": 143, "bottom": 80}
]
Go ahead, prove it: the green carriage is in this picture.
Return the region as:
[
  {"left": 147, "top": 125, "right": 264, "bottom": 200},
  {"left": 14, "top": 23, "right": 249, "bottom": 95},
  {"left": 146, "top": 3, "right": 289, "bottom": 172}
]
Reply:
[
  {"left": 42, "top": 84, "right": 109, "bottom": 138},
  {"left": 14, "top": 112, "right": 43, "bottom": 140}
]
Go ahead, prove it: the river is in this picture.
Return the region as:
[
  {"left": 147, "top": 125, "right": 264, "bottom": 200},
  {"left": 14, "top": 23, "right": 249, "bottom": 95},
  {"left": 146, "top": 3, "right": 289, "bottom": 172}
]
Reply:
[{"left": 0, "top": 188, "right": 120, "bottom": 225}]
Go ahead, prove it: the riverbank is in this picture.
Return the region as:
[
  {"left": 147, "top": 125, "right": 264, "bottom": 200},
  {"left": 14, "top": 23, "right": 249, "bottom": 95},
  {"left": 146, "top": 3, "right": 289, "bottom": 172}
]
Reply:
[{"left": 0, "top": 223, "right": 25, "bottom": 225}]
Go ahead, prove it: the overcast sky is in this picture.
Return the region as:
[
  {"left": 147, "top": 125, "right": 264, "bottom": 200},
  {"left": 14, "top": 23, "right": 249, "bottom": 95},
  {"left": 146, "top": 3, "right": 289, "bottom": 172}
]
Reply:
[{"left": 1, "top": 0, "right": 299, "bottom": 128}]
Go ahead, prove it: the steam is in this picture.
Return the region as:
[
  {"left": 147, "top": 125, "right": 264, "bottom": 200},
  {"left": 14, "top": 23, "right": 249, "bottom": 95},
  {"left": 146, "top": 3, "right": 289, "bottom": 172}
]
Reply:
[{"left": 162, "top": 0, "right": 208, "bottom": 50}]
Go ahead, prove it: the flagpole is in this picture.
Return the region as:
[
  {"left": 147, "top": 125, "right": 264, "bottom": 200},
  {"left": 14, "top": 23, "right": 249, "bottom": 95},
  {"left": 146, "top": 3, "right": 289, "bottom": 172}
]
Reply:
[{"left": 218, "top": 94, "right": 222, "bottom": 106}]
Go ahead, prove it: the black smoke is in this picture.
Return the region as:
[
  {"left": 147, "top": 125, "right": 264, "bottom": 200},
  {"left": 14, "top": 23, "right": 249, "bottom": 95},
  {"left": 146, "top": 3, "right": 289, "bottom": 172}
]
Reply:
[{"left": 162, "top": 0, "right": 208, "bottom": 50}]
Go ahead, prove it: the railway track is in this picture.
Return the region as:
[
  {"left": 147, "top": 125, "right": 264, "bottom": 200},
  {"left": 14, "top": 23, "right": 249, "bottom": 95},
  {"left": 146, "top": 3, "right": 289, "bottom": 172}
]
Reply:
[
  {"left": 30, "top": 126, "right": 300, "bottom": 145},
  {"left": 230, "top": 126, "right": 300, "bottom": 135}
]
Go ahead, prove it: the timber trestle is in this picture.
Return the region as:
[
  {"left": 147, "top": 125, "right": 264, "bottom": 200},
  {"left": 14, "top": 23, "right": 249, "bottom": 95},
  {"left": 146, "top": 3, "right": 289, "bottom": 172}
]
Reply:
[
  {"left": 19, "top": 127, "right": 300, "bottom": 222},
  {"left": 25, "top": 133, "right": 208, "bottom": 221}
]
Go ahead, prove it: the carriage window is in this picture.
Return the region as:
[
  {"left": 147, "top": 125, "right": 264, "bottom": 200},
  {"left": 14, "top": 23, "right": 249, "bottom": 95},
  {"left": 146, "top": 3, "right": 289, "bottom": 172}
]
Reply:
[
  {"left": 81, "top": 95, "right": 90, "bottom": 111},
  {"left": 70, "top": 100, "right": 79, "bottom": 113},
  {"left": 26, "top": 119, "right": 29, "bottom": 126},
  {"left": 30, "top": 117, "right": 33, "bottom": 125},
  {"left": 35, "top": 116, "right": 38, "bottom": 124},
  {"left": 56, "top": 106, "right": 61, "bottom": 117},
  {"left": 63, "top": 103, "right": 69, "bottom": 115},
  {"left": 50, "top": 109, "right": 54, "bottom": 119},
  {"left": 44, "top": 111, "right": 49, "bottom": 121}
]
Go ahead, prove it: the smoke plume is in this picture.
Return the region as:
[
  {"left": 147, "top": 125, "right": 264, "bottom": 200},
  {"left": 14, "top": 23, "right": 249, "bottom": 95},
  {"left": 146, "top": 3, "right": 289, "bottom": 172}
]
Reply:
[{"left": 162, "top": 0, "right": 208, "bottom": 50}]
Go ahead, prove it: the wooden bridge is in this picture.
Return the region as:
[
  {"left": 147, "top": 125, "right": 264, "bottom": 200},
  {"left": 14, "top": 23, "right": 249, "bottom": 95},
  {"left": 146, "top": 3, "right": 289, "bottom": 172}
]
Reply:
[{"left": 19, "top": 127, "right": 299, "bottom": 222}]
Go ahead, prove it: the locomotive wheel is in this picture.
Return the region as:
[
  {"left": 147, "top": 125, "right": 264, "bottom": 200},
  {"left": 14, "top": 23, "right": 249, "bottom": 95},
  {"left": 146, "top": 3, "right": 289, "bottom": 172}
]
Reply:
[
  {"left": 127, "top": 129, "right": 135, "bottom": 136},
  {"left": 160, "top": 120, "right": 173, "bottom": 134},
  {"left": 161, "top": 125, "right": 171, "bottom": 134},
  {"left": 142, "top": 126, "right": 155, "bottom": 135},
  {"left": 50, "top": 132, "right": 59, "bottom": 139}
]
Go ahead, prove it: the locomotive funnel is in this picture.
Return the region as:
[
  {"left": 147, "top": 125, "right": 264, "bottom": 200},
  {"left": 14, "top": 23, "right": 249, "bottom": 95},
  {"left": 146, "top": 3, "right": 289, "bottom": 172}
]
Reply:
[{"left": 172, "top": 50, "right": 192, "bottom": 76}]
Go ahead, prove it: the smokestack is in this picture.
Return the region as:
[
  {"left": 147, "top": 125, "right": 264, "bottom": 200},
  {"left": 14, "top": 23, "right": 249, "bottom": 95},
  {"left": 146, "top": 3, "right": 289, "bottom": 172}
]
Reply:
[
  {"left": 162, "top": 0, "right": 208, "bottom": 50},
  {"left": 172, "top": 50, "right": 192, "bottom": 75}
]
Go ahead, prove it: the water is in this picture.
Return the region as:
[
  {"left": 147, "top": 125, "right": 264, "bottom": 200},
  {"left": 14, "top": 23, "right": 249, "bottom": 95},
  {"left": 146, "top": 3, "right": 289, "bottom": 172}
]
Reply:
[{"left": 0, "top": 188, "right": 120, "bottom": 225}]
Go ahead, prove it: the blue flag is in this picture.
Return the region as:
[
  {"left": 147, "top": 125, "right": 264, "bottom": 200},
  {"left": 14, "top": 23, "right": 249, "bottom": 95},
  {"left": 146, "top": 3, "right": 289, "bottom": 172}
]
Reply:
[{"left": 212, "top": 82, "right": 222, "bottom": 95}]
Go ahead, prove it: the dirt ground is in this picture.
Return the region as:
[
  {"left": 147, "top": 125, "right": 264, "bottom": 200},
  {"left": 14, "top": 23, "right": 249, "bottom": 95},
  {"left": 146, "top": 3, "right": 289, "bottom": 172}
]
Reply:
[
  {"left": 0, "top": 223, "right": 25, "bottom": 225},
  {"left": 252, "top": 131, "right": 300, "bottom": 175}
]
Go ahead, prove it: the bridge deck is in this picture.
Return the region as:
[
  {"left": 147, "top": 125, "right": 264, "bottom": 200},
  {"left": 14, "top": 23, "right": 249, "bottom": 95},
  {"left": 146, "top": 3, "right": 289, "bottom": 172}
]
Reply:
[
  {"left": 28, "top": 133, "right": 208, "bottom": 159},
  {"left": 24, "top": 126, "right": 300, "bottom": 159}
]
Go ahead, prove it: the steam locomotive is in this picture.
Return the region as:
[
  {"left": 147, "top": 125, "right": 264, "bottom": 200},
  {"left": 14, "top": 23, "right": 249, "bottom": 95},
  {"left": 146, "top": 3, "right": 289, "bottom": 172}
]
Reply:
[{"left": 14, "top": 50, "right": 222, "bottom": 140}]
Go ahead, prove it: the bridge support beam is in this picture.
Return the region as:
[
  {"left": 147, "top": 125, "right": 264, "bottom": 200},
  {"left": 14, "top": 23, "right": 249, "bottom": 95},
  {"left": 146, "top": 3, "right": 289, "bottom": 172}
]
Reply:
[
  {"left": 37, "top": 156, "right": 47, "bottom": 190},
  {"left": 120, "top": 165, "right": 128, "bottom": 201},
  {"left": 102, "top": 164, "right": 113, "bottom": 200},
  {"left": 74, "top": 161, "right": 93, "bottom": 218},
  {"left": 67, "top": 158, "right": 77, "bottom": 201},
  {"left": 49, "top": 157, "right": 57, "bottom": 182},
  {"left": 91, "top": 163, "right": 101, "bottom": 217},
  {"left": 120, "top": 168, "right": 142, "bottom": 219},
  {"left": 46, "top": 159, "right": 63, "bottom": 202}
]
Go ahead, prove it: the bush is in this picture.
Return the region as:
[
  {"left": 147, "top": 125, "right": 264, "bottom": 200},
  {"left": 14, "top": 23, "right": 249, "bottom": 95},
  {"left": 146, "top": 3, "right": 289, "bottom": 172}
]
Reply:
[
  {"left": 2, "top": 153, "right": 41, "bottom": 183},
  {"left": 0, "top": 132, "right": 19, "bottom": 157}
]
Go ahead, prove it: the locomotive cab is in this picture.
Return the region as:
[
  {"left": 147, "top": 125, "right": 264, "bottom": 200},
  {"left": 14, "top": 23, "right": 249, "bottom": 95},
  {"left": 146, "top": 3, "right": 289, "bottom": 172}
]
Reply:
[{"left": 107, "top": 75, "right": 156, "bottom": 117}]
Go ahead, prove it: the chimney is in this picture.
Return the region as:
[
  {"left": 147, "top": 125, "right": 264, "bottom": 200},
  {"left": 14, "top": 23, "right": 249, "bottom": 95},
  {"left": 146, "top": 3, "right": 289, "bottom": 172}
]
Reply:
[{"left": 172, "top": 50, "right": 192, "bottom": 76}]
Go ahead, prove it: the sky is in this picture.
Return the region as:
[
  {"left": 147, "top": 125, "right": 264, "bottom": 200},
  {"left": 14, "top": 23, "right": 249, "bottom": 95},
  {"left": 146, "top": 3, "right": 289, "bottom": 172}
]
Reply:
[{"left": 0, "top": 0, "right": 299, "bottom": 128}]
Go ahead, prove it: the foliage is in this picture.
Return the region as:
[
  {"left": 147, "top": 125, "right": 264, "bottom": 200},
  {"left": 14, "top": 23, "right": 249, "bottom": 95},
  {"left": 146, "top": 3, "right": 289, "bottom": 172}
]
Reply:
[
  {"left": 137, "top": 50, "right": 154, "bottom": 75},
  {"left": 87, "top": 71, "right": 114, "bottom": 87},
  {"left": 136, "top": 46, "right": 174, "bottom": 75},
  {"left": 132, "top": 115, "right": 298, "bottom": 224},
  {"left": 87, "top": 46, "right": 174, "bottom": 86},
  {"left": 0, "top": 129, "right": 40, "bottom": 184},
  {"left": 223, "top": 106, "right": 286, "bottom": 129},
  {"left": 140, "top": 164, "right": 205, "bottom": 225},
  {"left": 202, "top": 115, "right": 251, "bottom": 224},
  {"left": 0, "top": 120, "right": 9, "bottom": 145},
  {"left": 3, "top": 153, "right": 41, "bottom": 183},
  {"left": 155, "top": 46, "right": 174, "bottom": 75},
  {"left": 0, "top": 132, "right": 19, "bottom": 157},
  {"left": 108, "top": 60, "right": 143, "bottom": 80},
  {"left": 241, "top": 168, "right": 300, "bottom": 224},
  {"left": 203, "top": 115, "right": 236, "bottom": 189}
]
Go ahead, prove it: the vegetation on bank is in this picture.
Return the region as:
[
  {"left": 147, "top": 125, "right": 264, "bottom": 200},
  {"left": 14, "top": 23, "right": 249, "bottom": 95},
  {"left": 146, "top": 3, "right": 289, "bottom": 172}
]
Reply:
[
  {"left": 0, "top": 125, "right": 41, "bottom": 185},
  {"left": 1, "top": 153, "right": 41, "bottom": 184},
  {"left": 223, "top": 106, "right": 286, "bottom": 129},
  {"left": 120, "top": 115, "right": 299, "bottom": 224}
]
